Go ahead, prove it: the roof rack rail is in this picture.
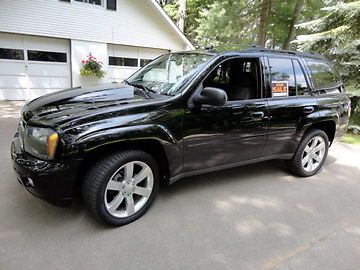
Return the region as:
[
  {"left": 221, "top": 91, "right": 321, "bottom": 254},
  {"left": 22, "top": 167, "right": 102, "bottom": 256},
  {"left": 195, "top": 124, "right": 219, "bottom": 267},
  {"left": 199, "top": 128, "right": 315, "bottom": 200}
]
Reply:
[
  {"left": 204, "top": 44, "right": 264, "bottom": 53},
  {"left": 244, "top": 48, "right": 325, "bottom": 59}
]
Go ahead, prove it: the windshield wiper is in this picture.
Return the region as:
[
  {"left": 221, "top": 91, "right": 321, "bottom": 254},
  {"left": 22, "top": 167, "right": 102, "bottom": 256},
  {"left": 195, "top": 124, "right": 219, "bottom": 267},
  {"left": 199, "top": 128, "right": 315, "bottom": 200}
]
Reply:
[{"left": 124, "top": 80, "right": 157, "bottom": 94}]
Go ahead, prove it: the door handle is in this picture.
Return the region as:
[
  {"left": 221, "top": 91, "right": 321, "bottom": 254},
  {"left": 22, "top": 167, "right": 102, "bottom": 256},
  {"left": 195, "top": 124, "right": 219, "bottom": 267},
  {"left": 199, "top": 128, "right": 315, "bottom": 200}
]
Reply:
[
  {"left": 303, "top": 106, "right": 314, "bottom": 114},
  {"left": 251, "top": 111, "right": 265, "bottom": 120}
]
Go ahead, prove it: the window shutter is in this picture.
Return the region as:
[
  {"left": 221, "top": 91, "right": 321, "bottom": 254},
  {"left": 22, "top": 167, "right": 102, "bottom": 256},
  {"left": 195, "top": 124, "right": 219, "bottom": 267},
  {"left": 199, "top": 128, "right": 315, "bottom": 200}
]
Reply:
[{"left": 107, "top": 0, "right": 116, "bottom": 10}]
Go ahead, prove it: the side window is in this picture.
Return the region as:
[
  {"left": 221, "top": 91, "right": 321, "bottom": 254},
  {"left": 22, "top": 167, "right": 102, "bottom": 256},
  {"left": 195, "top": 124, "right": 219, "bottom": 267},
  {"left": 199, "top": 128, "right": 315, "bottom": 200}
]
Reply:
[
  {"left": 269, "top": 58, "right": 296, "bottom": 97},
  {"left": 306, "top": 60, "right": 340, "bottom": 89},
  {"left": 203, "top": 58, "right": 260, "bottom": 101},
  {"left": 293, "top": 60, "right": 310, "bottom": 96},
  {"left": 205, "top": 63, "right": 230, "bottom": 86}
]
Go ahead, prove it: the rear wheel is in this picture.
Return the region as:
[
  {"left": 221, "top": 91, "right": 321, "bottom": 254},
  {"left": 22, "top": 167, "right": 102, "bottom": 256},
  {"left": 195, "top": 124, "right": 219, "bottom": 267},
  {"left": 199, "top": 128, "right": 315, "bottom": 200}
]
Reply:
[
  {"left": 287, "top": 129, "right": 329, "bottom": 177},
  {"left": 82, "top": 150, "right": 159, "bottom": 226}
]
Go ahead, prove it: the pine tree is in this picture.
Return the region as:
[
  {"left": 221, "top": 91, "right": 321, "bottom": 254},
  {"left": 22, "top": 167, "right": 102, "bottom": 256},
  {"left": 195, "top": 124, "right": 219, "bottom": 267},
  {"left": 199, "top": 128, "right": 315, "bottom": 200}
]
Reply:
[{"left": 294, "top": 1, "right": 360, "bottom": 94}]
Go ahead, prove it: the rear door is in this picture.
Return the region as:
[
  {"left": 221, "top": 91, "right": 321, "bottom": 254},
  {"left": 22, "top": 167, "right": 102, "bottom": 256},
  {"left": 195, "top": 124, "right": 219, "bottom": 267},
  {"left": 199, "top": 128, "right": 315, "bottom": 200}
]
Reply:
[{"left": 264, "top": 56, "right": 318, "bottom": 156}]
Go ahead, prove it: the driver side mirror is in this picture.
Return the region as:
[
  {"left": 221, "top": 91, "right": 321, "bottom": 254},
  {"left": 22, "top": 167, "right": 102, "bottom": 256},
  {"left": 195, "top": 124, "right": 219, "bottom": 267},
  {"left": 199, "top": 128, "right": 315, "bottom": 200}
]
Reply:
[{"left": 193, "top": 87, "right": 228, "bottom": 107}]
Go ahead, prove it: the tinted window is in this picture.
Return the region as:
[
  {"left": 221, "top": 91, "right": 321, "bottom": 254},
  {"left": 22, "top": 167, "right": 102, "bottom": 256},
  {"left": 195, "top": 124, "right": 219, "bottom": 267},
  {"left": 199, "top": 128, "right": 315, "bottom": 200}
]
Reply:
[
  {"left": 203, "top": 58, "right": 260, "bottom": 100},
  {"left": 109, "top": 57, "right": 138, "bottom": 67},
  {"left": 293, "top": 60, "right": 310, "bottom": 95},
  {"left": 28, "top": 50, "right": 67, "bottom": 62},
  {"left": 306, "top": 60, "right": 340, "bottom": 89},
  {"left": 269, "top": 58, "right": 296, "bottom": 96},
  {"left": 0, "top": 48, "right": 24, "bottom": 60},
  {"left": 140, "top": 59, "right": 152, "bottom": 67}
]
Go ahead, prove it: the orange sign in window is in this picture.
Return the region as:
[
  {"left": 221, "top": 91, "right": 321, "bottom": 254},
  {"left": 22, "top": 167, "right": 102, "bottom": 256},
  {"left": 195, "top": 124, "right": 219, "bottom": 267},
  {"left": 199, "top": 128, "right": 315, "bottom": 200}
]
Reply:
[{"left": 272, "top": 81, "right": 288, "bottom": 97}]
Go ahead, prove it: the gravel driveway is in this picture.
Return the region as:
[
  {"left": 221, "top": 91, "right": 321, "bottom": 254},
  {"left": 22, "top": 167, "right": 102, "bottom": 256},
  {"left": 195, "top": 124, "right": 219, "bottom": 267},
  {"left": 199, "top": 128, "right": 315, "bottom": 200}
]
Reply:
[{"left": 1, "top": 101, "right": 360, "bottom": 270}]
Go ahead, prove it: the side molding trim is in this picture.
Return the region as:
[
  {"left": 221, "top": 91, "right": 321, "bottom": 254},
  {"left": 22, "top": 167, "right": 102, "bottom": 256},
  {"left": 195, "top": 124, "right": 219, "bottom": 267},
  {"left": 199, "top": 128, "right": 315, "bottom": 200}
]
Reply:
[{"left": 169, "top": 153, "right": 293, "bottom": 184}]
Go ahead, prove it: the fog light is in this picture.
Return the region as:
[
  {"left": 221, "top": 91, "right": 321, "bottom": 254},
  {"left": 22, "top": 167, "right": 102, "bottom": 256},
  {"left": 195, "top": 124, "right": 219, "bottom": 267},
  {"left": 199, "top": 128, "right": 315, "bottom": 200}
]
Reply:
[{"left": 26, "top": 178, "right": 34, "bottom": 188}]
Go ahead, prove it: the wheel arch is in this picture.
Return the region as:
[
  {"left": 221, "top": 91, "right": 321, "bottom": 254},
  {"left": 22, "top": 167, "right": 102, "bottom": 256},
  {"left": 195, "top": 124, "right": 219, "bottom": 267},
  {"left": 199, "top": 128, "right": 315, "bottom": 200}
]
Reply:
[
  {"left": 305, "top": 120, "right": 336, "bottom": 144},
  {"left": 74, "top": 138, "right": 171, "bottom": 195},
  {"left": 72, "top": 125, "right": 179, "bottom": 195}
]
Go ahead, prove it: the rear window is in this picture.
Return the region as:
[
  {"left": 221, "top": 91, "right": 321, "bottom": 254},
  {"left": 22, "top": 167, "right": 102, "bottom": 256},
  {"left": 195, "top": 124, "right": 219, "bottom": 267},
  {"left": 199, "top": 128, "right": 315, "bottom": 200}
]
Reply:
[
  {"left": 306, "top": 60, "right": 341, "bottom": 89},
  {"left": 269, "top": 58, "right": 296, "bottom": 96},
  {"left": 268, "top": 58, "right": 310, "bottom": 97}
]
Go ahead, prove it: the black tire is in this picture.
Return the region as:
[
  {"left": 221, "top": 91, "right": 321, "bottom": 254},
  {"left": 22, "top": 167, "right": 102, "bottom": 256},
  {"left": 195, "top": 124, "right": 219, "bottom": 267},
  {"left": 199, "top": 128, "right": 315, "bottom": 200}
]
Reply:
[
  {"left": 82, "top": 150, "right": 159, "bottom": 226},
  {"left": 287, "top": 129, "right": 329, "bottom": 177}
]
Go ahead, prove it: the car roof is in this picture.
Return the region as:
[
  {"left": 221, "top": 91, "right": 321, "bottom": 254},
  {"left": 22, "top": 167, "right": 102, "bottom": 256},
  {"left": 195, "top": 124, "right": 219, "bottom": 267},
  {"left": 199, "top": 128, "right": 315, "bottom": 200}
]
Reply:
[{"left": 175, "top": 47, "right": 326, "bottom": 61}]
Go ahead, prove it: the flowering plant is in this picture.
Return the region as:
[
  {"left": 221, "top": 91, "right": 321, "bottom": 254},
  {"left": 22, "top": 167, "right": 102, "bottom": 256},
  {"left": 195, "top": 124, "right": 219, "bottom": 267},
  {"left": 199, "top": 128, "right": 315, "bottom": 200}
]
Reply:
[{"left": 80, "top": 53, "right": 105, "bottom": 78}]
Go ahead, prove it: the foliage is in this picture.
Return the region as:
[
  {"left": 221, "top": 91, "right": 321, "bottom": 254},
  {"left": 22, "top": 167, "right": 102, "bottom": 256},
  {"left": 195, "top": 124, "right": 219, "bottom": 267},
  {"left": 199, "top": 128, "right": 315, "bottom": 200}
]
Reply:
[
  {"left": 162, "top": 0, "right": 215, "bottom": 43},
  {"left": 194, "top": 0, "right": 259, "bottom": 47},
  {"left": 160, "top": 0, "right": 326, "bottom": 49},
  {"left": 294, "top": 1, "right": 360, "bottom": 95},
  {"left": 80, "top": 53, "right": 105, "bottom": 79},
  {"left": 341, "top": 133, "right": 360, "bottom": 144}
]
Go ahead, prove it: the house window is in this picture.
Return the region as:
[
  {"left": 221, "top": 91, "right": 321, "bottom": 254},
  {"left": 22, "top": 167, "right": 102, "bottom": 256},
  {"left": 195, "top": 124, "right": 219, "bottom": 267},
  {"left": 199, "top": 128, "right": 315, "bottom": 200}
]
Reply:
[
  {"left": 140, "top": 59, "right": 152, "bottom": 67},
  {"left": 109, "top": 57, "right": 138, "bottom": 67},
  {"left": 28, "top": 50, "right": 67, "bottom": 62},
  {"left": 74, "top": 0, "right": 103, "bottom": 6},
  {"left": 106, "top": 0, "right": 116, "bottom": 10},
  {"left": 0, "top": 48, "right": 24, "bottom": 60}
]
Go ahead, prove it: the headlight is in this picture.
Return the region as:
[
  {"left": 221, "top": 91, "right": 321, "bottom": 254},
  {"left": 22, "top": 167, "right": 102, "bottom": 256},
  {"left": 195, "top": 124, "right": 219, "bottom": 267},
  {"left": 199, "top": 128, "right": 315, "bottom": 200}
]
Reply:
[{"left": 24, "top": 126, "right": 59, "bottom": 160}]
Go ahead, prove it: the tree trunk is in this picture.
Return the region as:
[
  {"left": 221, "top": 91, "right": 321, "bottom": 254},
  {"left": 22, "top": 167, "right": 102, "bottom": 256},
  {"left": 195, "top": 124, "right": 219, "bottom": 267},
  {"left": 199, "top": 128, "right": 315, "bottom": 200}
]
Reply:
[
  {"left": 257, "top": 0, "right": 271, "bottom": 46},
  {"left": 178, "top": 0, "right": 187, "bottom": 32},
  {"left": 282, "top": 0, "right": 305, "bottom": 50}
]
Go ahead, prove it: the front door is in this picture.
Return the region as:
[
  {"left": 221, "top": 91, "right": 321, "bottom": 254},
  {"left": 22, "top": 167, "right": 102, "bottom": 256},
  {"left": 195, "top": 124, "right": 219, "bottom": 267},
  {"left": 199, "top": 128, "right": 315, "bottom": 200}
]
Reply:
[{"left": 183, "top": 57, "right": 269, "bottom": 172}]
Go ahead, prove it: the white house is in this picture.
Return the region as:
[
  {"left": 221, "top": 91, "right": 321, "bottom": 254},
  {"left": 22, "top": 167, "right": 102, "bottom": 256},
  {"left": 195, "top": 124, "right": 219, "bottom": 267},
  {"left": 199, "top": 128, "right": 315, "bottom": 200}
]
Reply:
[{"left": 0, "top": 0, "right": 194, "bottom": 100}]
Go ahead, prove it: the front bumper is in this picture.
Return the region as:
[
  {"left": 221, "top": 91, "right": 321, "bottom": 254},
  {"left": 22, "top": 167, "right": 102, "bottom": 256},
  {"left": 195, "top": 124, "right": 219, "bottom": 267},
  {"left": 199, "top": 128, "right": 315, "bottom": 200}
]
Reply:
[{"left": 11, "top": 133, "right": 82, "bottom": 207}]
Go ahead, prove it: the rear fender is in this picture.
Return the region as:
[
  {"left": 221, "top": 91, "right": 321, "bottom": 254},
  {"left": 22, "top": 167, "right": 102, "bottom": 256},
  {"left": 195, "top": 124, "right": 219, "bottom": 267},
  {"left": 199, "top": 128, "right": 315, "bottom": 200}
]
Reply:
[{"left": 296, "top": 109, "right": 338, "bottom": 144}]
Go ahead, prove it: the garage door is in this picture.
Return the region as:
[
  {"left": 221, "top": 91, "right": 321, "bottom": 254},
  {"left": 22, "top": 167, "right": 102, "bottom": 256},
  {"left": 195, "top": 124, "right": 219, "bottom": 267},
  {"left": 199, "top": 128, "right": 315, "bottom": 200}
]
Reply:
[
  {"left": 108, "top": 44, "right": 168, "bottom": 83},
  {"left": 0, "top": 33, "right": 71, "bottom": 100}
]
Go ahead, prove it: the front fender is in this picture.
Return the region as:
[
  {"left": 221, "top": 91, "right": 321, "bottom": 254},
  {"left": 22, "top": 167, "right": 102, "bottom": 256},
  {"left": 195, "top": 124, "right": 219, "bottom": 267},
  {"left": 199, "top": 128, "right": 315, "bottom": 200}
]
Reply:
[
  {"left": 71, "top": 124, "right": 182, "bottom": 177},
  {"left": 75, "top": 124, "right": 178, "bottom": 151}
]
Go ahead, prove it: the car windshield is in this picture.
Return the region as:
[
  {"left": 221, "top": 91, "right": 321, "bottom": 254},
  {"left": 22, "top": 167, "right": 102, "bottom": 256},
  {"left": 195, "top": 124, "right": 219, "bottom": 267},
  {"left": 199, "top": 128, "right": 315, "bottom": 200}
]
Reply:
[{"left": 126, "top": 53, "right": 213, "bottom": 96}]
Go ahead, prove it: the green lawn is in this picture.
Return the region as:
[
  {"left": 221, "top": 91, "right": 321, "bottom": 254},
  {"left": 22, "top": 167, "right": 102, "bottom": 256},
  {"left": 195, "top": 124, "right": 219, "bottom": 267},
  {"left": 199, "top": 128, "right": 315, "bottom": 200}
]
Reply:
[{"left": 342, "top": 133, "right": 360, "bottom": 145}]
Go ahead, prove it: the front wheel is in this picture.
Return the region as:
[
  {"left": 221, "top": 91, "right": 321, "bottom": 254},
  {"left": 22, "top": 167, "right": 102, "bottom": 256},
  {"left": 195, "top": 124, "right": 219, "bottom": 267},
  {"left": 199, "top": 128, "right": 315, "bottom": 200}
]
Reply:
[
  {"left": 82, "top": 150, "right": 159, "bottom": 226},
  {"left": 287, "top": 129, "right": 329, "bottom": 177}
]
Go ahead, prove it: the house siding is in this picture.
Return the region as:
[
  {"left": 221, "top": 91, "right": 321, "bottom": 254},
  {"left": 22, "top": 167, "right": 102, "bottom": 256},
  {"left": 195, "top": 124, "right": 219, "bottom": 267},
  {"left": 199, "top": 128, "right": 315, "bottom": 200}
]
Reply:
[{"left": 0, "top": 0, "right": 187, "bottom": 51}]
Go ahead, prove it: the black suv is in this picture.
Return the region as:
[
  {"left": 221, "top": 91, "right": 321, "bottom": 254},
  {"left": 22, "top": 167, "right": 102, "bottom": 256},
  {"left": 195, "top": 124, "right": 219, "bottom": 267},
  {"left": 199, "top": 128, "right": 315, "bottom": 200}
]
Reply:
[{"left": 11, "top": 49, "right": 350, "bottom": 226}]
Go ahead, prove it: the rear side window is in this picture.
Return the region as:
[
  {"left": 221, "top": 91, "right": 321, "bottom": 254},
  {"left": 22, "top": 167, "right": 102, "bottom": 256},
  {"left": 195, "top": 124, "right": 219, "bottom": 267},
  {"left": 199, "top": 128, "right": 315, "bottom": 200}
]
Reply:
[
  {"left": 306, "top": 60, "right": 341, "bottom": 89},
  {"left": 269, "top": 58, "right": 296, "bottom": 96},
  {"left": 293, "top": 60, "right": 310, "bottom": 96}
]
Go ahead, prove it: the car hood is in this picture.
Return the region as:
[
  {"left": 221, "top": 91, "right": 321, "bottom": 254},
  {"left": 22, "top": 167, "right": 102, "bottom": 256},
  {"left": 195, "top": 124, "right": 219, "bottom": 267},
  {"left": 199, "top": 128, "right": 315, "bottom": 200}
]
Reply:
[{"left": 21, "top": 83, "right": 153, "bottom": 127}]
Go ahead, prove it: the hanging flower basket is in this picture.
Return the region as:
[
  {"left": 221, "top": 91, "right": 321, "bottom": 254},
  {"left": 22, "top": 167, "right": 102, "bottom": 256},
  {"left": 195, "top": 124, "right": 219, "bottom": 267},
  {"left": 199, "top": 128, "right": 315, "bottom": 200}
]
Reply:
[{"left": 80, "top": 53, "right": 105, "bottom": 78}]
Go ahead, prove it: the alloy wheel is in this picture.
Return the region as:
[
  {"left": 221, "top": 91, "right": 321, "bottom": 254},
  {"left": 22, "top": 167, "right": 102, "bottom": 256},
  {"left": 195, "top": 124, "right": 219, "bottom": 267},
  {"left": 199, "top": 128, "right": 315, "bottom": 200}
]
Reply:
[
  {"left": 104, "top": 161, "right": 154, "bottom": 218},
  {"left": 301, "top": 135, "right": 326, "bottom": 173}
]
